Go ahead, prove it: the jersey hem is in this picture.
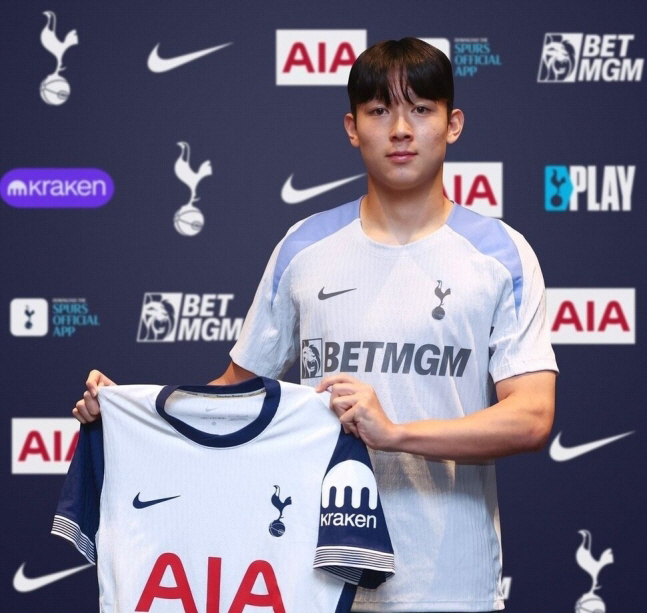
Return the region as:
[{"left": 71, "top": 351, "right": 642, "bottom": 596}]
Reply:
[{"left": 350, "top": 598, "right": 504, "bottom": 612}]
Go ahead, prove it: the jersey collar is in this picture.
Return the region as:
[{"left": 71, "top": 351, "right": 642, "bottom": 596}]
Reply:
[{"left": 155, "top": 377, "right": 280, "bottom": 448}]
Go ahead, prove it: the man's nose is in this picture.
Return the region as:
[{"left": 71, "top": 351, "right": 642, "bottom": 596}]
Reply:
[{"left": 390, "top": 114, "right": 412, "bottom": 139}]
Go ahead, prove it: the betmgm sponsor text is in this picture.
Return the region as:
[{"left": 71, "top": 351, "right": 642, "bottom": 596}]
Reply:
[{"left": 137, "top": 293, "right": 243, "bottom": 342}]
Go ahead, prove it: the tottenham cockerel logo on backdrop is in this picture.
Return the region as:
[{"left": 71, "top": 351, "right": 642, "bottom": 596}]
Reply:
[
  {"left": 574, "top": 530, "right": 614, "bottom": 613},
  {"left": 173, "top": 142, "right": 212, "bottom": 237},
  {"left": 39, "top": 11, "right": 78, "bottom": 105}
]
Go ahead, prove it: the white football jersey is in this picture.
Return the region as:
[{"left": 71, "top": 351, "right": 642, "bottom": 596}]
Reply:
[
  {"left": 52, "top": 379, "right": 394, "bottom": 612},
  {"left": 231, "top": 198, "right": 558, "bottom": 611}
]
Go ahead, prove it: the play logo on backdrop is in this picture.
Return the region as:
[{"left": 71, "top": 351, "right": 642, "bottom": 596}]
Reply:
[
  {"left": 547, "top": 288, "right": 635, "bottom": 344},
  {"left": 276, "top": 30, "right": 366, "bottom": 85},
  {"left": 538, "top": 33, "right": 643, "bottom": 82},
  {"left": 544, "top": 165, "right": 634, "bottom": 212}
]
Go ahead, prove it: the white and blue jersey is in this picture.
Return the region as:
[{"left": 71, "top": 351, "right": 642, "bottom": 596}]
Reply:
[
  {"left": 52, "top": 379, "right": 394, "bottom": 612},
  {"left": 231, "top": 198, "right": 558, "bottom": 612}
]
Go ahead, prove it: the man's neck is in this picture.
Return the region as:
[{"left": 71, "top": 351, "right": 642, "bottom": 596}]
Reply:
[{"left": 360, "top": 180, "right": 452, "bottom": 245}]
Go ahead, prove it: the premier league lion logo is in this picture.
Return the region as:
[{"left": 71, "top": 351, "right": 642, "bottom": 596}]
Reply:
[
  {"left": 538, "top": 34, "right": 579, "bottom": 82},
  {"left": 301, "top": 340, "right": 322, "bottom": 379},
  {"left": 137, "top": 294, "right": 177, "bottom": 341}
]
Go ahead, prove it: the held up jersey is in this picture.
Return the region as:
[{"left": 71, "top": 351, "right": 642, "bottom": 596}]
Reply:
[
  {"left": 52, "top": 378, "right": 394, "bottom": 612},
  {"left": 230, "top": 198, "right": 558, "bottom": 612}
]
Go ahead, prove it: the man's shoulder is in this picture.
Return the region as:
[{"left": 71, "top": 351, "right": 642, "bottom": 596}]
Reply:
[{"left": 285, "top": 198, "right": 361, "bottom": 239}]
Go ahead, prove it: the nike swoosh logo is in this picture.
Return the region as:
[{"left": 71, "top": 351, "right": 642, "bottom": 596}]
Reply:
[
  {"left": 13, "top": 562, "right": 92, "bottom": 592},
  {"left": 147, "top": 42, "right": 233, "bottom": 73},
  {"left": 318, "top": 287, "right": 357, "bottom": 300},
  {"left": 133, "top": 492, "right": 181, "bottom": 509},
  {"left": 549, "top": 431, "right": 634, "bottom": 462},
  {"left": 281, "top": 173, "right": 365, "bottom": 204}
]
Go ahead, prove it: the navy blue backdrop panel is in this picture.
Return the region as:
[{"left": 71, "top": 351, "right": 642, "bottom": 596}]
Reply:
[{"left": 1, "top": 0, "right": 644, "bottom": 611}]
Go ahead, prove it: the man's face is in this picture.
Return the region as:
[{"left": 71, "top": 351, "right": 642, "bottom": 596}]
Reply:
[{"left": 344, "top": 90, "right": 462, "bottom": 194}]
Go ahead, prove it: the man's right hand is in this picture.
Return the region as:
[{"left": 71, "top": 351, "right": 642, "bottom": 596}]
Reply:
[{"left": 73, "top": 370, "right": 116, "bottom": 423}]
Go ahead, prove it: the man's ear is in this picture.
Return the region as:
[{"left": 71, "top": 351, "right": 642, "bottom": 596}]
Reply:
[
  {"left": 344, "top": 112, "right": 360, "bottom": 147},
  {"left": 446, "top": 109, "right": 464, "bottom": 144}
]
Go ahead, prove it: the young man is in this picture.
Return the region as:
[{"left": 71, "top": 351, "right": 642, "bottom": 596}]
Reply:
[{"left": 76, "top": 38, "right": 557, "bottom": 612}]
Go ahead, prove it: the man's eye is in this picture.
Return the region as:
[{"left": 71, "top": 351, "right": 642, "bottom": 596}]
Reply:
[
  {"left": 370, "top": 107, "right": 387, "bottom": 116},
  {"left": 414, "top": 106, "right": 429, "bottom": 114}
]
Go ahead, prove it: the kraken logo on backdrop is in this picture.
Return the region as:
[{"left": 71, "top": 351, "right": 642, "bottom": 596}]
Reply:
[
  {"left": 39, "top": 11, "right": 79, "bottom": 105},
  {"left": 173, "top": 142, "right": 213, "bottom": 237}
]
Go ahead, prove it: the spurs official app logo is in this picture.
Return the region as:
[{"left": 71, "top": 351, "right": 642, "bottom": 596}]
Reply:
[
  {"left": 173, "top": 142, "right": 212, "bottom": 236},
  {"left": 547, "top": 288, "right": 635, "bottom": 344},
  {"left": 1, "top": 169, "right": 114, "bottom": 208},
  {"left": 268, "top": 486, "right": 292, "bottom": 537},
  {"left": 301, "top": 339, "right": 323, "bottom": 379},
  {"left": 137, "top": 293, "right": 243, "bottom": 342},
  {"left": 10, "top": 297, "right": 101, "bottom": 337},
  {"left": 276, "top": 30, "right": 366, "bottom": 85},
  {"left": 419, "top": 38, "right": 451, "bottom": 61},
  {"left": 432, "top": 280, "right": 451, "bottom": 320},
  {"left": 544, "top": 165, "right": 634, "bottom": 212},
  {"left": 538, "top": 33, "right": 643, "bottom": 82},
  {"left": 12, "top": 418, "right": 79, "bottom": 474},
  {"left": 420, "top": 37, "right": 503, "bottom": 78},
  {"left": 39, "top": 11, "right": 78, "bottom": 105},
  {"left": 10, "top": 298, "right": 48, "bottom": 336},
  {"left": 575, "top": 530, "right": 614, "bottom": 613},
  {"left": 443, "top": 162, "right": 503, "bottom": 217}
]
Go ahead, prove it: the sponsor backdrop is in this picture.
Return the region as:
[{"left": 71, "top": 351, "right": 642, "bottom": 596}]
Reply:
[{"left": 1, "top": 0, "right": 643, "bottom": 610}]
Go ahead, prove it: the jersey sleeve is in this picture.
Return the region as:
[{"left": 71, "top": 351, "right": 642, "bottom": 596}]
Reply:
[
  {"left": 314, "top": 429, "right": 395, "bottom": 589},
  {"left": 489, "top": 226, "right": 558, "bottom": 383},
  {"left": 229, "top": 226, "right": 302, "bottom": 379},
  {"left": 51, "top": 420, "right": 104, "bottom": 564}
]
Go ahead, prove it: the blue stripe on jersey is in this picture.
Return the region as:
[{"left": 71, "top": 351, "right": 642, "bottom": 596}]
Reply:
[
  {"left": 446, "top": 204, "right": 524, "bottom": 316},
  {"left": 155, "top": 378, "right": 280, "bottom": 447},
  {"left": 271, "top": 199, "right": 361, "bottom": 304}
]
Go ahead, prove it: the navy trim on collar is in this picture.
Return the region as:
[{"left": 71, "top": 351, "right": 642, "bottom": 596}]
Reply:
[{"left": 155, "top": 377, "right": 281, "bottom": 448}]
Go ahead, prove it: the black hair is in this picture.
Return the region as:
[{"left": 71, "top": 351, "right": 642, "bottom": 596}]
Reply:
[{"left": 347, "top": 38, "right": 454, "bottom": 118}]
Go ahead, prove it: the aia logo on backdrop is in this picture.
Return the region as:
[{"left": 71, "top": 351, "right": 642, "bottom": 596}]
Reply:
[
  {"left": 276, "top": 30, "right": 366, "bottom": 85},
  {"left": 12, "top": 418, "right": 79, "bottom": 474},
  {"left": 443, "top": 162, "right": 503, "bottom": 218},
  {"left": 547, "top": 288, "right": 635, "bottom": 344},
  {"left": 538, "top": 33, "right": 643, "bottom": 82}
]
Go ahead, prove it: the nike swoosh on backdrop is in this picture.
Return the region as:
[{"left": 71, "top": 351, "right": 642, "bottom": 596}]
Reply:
[
  {"left": 318, "top": 287, "right": 357, "bottom": 300},
  {"left": 147, "top": 42, "right": 233, "bottom": 73},
  {"left": 133, "top": 492, "right": 181, "bottom": 509},
  {"left": 281, "top": 173, "right": 365, "bottom": 204},
  {"left": 549, "top": 430, "right": 634, "bottom": 462},
  {"left": 13, "top": 562, "right": 92, "bottom": 593}
]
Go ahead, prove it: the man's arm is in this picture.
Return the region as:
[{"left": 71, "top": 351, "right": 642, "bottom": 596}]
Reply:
[
  {"left": 73, "top": 362, "right": 258, "bottom": 423},
  {"left": 317, "top": 371, "right": 556, "bottom": 462}
]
